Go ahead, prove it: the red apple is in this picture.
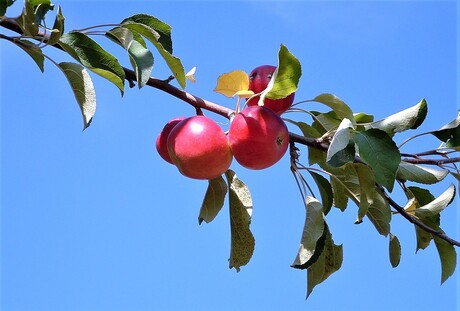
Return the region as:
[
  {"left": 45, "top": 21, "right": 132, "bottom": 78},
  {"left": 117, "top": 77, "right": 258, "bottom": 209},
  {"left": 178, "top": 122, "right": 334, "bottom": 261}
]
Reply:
[
  {"left": 167, "top": 116, "right": 233, "bottom": 180},
  {"left": 156, "top": 117, "right": 186, "bottom": 164},
  {"left": 247, "top": 65, "right": 295, "bottom": 115},
  {"left": 228, "top": 106, "right": 289, "bottom": 170}
]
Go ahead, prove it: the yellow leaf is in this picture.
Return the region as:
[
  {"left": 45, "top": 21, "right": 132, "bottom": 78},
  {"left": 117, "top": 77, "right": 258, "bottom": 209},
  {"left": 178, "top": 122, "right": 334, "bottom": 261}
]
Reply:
[
  {"left": 404, "top": 197, "right": 418, "bottom": 215},
  {"left": 214, "top": 70, "right": 249, "bottom": 98},
  {"left": 234, "top": 90, "right": 254, "bottom": 98},
  {"left": 185, "top": 66, "right": 196, "bottom": 83}
]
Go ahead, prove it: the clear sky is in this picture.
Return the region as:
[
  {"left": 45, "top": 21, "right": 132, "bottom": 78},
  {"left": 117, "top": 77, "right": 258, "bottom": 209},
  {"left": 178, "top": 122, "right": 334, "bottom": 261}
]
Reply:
[{"left": 1, "top": 1, "right": 459, "bottom": 310}]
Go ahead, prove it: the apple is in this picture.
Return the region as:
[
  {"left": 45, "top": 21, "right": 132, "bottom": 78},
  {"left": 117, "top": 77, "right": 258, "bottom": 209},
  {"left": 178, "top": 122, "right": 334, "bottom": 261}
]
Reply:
[
  {"left": 247, "top": 65, "right": 295, "bottom": 115},
  {"left": 228, "top": 106, "right": 289, "bottom": 170},
  {"left": 156, "top": 117, "right": 186, "bottom": 164},
  {"left": 167, "top": 116, "right": 233, "bottom": 180}
]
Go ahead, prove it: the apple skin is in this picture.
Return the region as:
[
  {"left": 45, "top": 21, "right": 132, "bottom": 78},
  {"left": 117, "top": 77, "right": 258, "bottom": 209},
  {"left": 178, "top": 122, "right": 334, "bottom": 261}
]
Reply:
[
  {"left": 156, "top": 117, "right": 186, "bottom": 164},
  {"left": 228, "top": 106, "right": 289, "bottom": 170},
  {"left": 247, "top": 65, "right": 295, "bottom": 115},
  {"left": 167, "top": 116, "right": 233, "bottom": 180}
]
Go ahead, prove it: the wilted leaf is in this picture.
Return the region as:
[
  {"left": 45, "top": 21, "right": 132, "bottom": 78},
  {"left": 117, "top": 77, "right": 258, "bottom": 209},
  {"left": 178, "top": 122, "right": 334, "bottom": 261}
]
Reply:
[
  {"left": 389, "top": 233, "right": 401, "bottom": 268},
  {"left": 415, "top": 184, "right": 456, "bottom": 218},
  {"left": 14, "top": 39, "right": 44, "bottom": 72},
  {"left": 291, "top": 197, "right": 326, "bottom": 269},
  {"left": 198, "top": 176, "right": 227, "bottom": 224},
  {"left": 59, "top": 32, "right": 125, "bottom": 95},
  {"left": 58, "top": 62, "right": 96, "bottom": 130},
  {"left": 106, "top": 27, "right": 153, "bottom": 89},
  {"left": 397, "top": 162, "right": 449, "bottom": 185},
  {"left": 306, "top": 224, "right": 343, "bottom": 299},
  {"left": 225, "top": 170, "right": 255, "bottom": 272},
  {"left": 310, "top": 94, "right": 355, "bottom": 125},
  {"left": 354, "top": 128, "right": 401, "bottom": 192},
  {"left": 368, "top": 99, "right": 427, "bottom": 135},
  {"left": 430, "top": 111, "right": 460, "bottom": 147},
  {"left": 214, "top": 70, "right": 249, "bottom": 98}
]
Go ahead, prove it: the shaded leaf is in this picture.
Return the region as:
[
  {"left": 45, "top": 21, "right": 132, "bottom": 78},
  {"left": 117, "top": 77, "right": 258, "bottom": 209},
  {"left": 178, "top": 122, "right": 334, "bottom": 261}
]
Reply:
[
  {"left": 310, "top": 93, "right": 355, "bottom": 124},
  {"left": 291, "top": 197, "right": 325, "bottom": 269},
  {"left": 214, "top": 70, "right": 249, "bottom": 98},
  {"left": 306, "top": 224, "right": 343, "bottom": 299},
  {"left": 34, "top": 2, "right": 54, "bottom": 25},
  {"left": 198, "top": 176, "right": 227, "bottom": 224},
  {"left": 326, "top": 118, "right": 355, "bottom": 165},
  {"left": 414, "top": 184, "right": 456, "bottom": 218},
  {"left": 368, "top": 99, "right": 427, "bottom": 135},
  {"left": 366, "top": 189, "right": 391, "bottom": 236},
  {"left": 430, "top": 111, "right": 460, "bottom": 147},
  {"left": 433, "top": 232, "right": 457, "bottom": 284},
  {"left": 296, "top": 122, "right": 325, "bottom": 166},
  {"left": 15, "top": 0, "right": 38, "bottom": 36},
  {"left": 59, "top": 32, "right": 125, "bottom": 95},
  {"left": 262, "top": 44, "right": 301, "bottom": 102},
  {"left": 389, "top": 233, "right": 401, "bottom": 268},
  {"left": 354, "top": 128, "right": 400, "bottom": 192},
  {"left": 330, "top": 177, "right": 348, "bottom": 211},
  {"left": 14, "top": 39, "right": 44, "bottom": 72},
  {"left": 225, "top": 170, "right": 255, "bottom": 272},
  {"left": 47, "top": 5, "right": 65, "bottom": 46},
  {"left": 106, "top": 27, "right": 153, "bottom": 89},
  {"left": 0, "top": 0, "right": 16, "bottom": 16},
  {"left": 58, "top": 62, "right": 96, "bottom": 130},
  {"left": 309, "top": 172, "right": 333, "bottom": 215},
  {"left": 354, "top": 163, "right": 376, "bottom": 224},
  {"left": 406, "top": 186, "right": 436, "bottom": 251},
  {"left": 397, "top": 162, "right": 449, "bottom": 185}
]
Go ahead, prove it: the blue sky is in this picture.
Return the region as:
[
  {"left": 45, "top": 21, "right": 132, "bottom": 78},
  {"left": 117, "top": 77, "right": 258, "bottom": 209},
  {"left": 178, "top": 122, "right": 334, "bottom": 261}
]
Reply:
[{"left": 1, "top": 1, "right": 459, "bottom": 310}]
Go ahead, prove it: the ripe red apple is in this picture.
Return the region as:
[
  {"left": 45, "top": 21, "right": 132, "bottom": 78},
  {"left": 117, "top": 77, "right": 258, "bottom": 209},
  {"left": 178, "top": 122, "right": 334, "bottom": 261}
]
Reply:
[
  {"left": 228, "top": 106, "right": 289, "bottom": 170},
  {"left": 156, "top": 117, "right": 186, "bottom": 164},
  {"left": 167, "top": 116, "right": 233, "bottom": 180},
  {"left": 247, "top": 65, "right": 295, "bottom": 115}
]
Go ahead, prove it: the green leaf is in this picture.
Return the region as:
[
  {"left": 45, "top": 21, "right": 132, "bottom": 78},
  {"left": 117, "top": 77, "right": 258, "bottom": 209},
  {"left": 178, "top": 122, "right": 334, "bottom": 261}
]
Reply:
[
  {"left": 58, "top": 62, "right": 96, "bottom": 130},
  {"left": 225, "top": 170, "right": 255, "bottom": 272},
  {"left": 29, "top": 0, "right": 50, "bottom": 5},
  {"left": 354, "top": 128, "right": 401, "bottom": 192},
  {"left": 389, "top": 233, "right": 401, "bottom": 268},
  {"left": 367, "top": 99, "right": 427, "bottom": 135},
  {"left": 309, "top": 172, "right": 333, "bottom": 215},
  {"left": 366, "top": 189, "right": 391, "bottom": 236},
  {"left": 263, "top": 44, "right": 301, "bottom": 101},
  {"left": 59, "top": 32, "right": 125, "bottom": 95},
  {"left": 121, "top": 21, "right": 186, "bottom": 89},
  {"left": 33, "top": 2, "right": 54, "bottom": 25},
  {"left": 47, "top": 5, "right": 64, "bottom": 46},
  {"left": 330, "top": 177, "right": 348, "bottom": 211},
  {"left": 294, "top": 121, "right": 324, "bottom": 166},
  {"left": 406, "top": 186, "right": 436, "bottom": 251},
  {"left": 306, "top": 224, "right": 343, "bottom": 299},
  {"left": 15, "top": 0, "right": 38, "bottom": 37},
  {"left": 354, "top": 163, "right": 377, "bottom": 224},
  {"left": 198, "top": 176, "right": 227, "bottom": 224},
  {"left": 326, "top": 118, "right": 355, "bottom": 167},
  {"left": 311, "top": 110, "right": 342, "bottom": 133},
  {"left": 415, "top": 184, "right": 456, "bottom": 218},
  {"left": 14, "top": 39, "right": 44, "bottom": 72},
  {"left": 354, "top": 112, "right": 374, "bottom": 124},
  {"left": 433, "top": 231, "right": 457, "bottom": 284},
  {"left": 310, "top": 94, "right": 355, "bottom": 125},
  {"left": 106, "top": 27, "right": 154, "bottom": 89},
  {"left": 0, "top": 0, "right": 16, "bottom": 16},
  {"left": 397, "top": 162, "right": 449, "bottom": 185},
  {"left": 291, "top": 197, "right": 326, "bottom": 269},
  {"left": 430, "top": 111, "right": 460, "bottom": 147}
]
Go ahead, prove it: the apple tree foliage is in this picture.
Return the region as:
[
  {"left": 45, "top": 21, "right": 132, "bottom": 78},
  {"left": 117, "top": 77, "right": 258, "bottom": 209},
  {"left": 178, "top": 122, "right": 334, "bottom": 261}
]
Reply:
[{"left": 1, "top": 0, "right": 459, "bottom": 298}]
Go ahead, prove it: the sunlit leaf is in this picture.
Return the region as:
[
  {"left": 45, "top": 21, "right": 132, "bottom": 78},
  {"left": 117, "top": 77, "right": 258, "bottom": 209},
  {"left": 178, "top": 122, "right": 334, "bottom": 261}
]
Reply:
[
  {"left": 354, "top": 128, "right": 400, "bottom": 192},
  {"left": 214, "top": 70, "right": 249, "bottom": 98},
  {"left": 311, "top": 110, "right": 342, "bottom": 133},
  {"left": 354, "top": 112, "right": 374, "bottom": 124},
  {"left": 326, "top": 118, "right": 355, "bottom": 167},
  {"left": 261, "top": 44, "right": 301, "bottom": 102},
  {"left": 291, "top": 197, "right": 326, "bottom": 269},
  {"left": 306, "top": 224, "right": 342, "bottom": 299},
  {"left": 367, "top": 99, "right": 427, "bottom": 135},
  {"left": 397, "top": 162, "right": 449, "bottom": 185},
  {"left": 185, "top": 66, "right": 196, "bottom": 83},
  {"left": 106, "top": 27, "right": 153, "bottom": 89},
  {"left": 59, "top": 32, "right": 125, "bottom": 95},
  {"left": 58, "top": 62, "right": 96, "bottom": 130},
  {"left": 430, "top": 111, "right": 460, "bottom": 147},
  {"left": 310, "top": 93, "right": 355, "bottom": 124},
  {"left": 414, "top": 184, "right": 456, "bottom": 218},
  {"left": 198, "top": 176, "right": 227, "bottom": 224},
  {"left": 225, "top": 170, "right": 255, "bottom": 272},
  {"left": 406, "top": 186, "right": 436, "bottom": 251},
  {"left": 389, "top": 234, "right": 401, "bottom": 268}
]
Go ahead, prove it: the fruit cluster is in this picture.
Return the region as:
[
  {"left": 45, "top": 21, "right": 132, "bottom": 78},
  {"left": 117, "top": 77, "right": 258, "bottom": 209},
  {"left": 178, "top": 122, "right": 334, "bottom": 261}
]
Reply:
[{"left": 155, "top": 65, "right": 295, "bottom": 180}]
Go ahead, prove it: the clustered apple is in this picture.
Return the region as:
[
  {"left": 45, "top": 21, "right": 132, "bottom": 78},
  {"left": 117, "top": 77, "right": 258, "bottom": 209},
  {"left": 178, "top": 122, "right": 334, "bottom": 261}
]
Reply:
[
  {"left": 247, "top": 65, "right": 295, "bottom": 115},
  {"left": 155, "top": 65, "right": 292, "bottom": 179}
]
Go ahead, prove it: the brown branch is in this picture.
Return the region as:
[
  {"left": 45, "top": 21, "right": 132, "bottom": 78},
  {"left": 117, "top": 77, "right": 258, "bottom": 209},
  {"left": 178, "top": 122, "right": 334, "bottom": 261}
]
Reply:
[{"left": 2, "top": 17, "right": 459, "bottom": 248}]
